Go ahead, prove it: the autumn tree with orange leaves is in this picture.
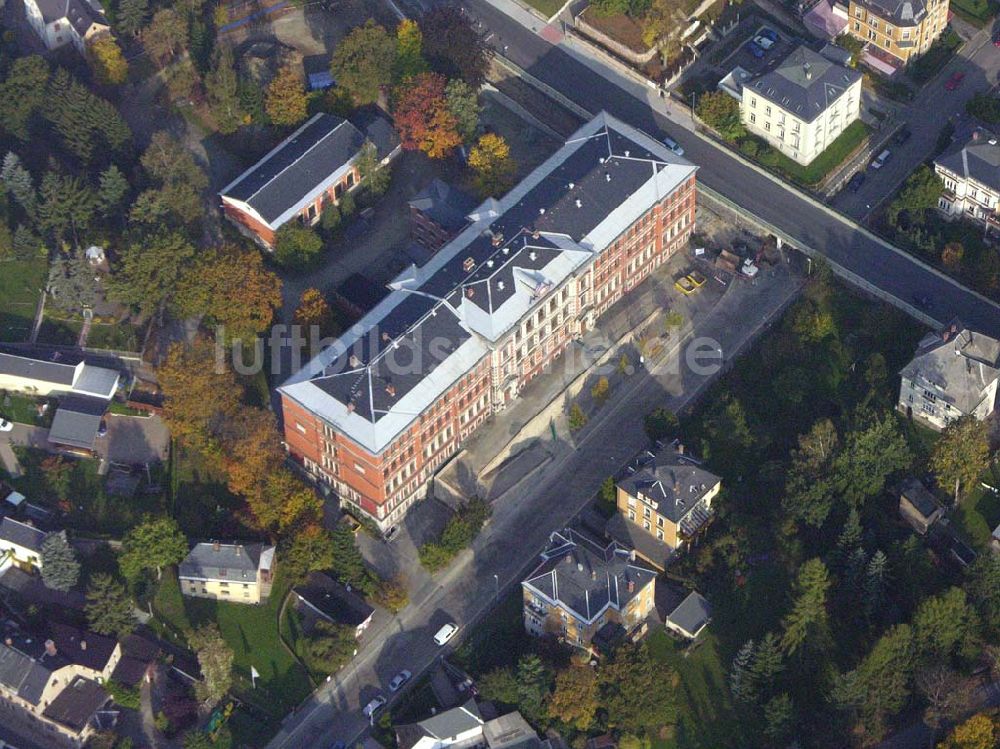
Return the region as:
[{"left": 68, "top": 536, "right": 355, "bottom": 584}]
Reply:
[{"left": 393, "top": 72, "right": 461, "bottom": 159}]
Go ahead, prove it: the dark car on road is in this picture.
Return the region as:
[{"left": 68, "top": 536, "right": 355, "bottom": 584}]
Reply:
[
  {"left": 912, "top": 293, "right": 933, "bottom": 310},
  {"left": 894, "top": 127, "right": 912, "bottom": 145},
  {"left": 746, "top": 40, "right": 765, "bottom": 58},
  {"left": 759, "top": 27, "right": 778, "bottom": 42},
  {"left": 846, "top": 172, "right": 865, "bottom": 192},
  {"left": 945, "top": 71, "right": 966, "bottom": 91}
]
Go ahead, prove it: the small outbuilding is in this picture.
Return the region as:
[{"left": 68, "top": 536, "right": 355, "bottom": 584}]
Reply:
[
  {"left": 898, "top": 478, "right": 944, "bottom": 535},
  {"left": 664, "top": 591, "right": 712, "bottom": 640}
]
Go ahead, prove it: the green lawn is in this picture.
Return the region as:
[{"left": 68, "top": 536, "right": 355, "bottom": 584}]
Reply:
[
  {"left": 741, "top": 120, "right": 871, "bottom": 187},
  {"left": 0, "top": 393, "right": 53, "bottom": 426},
  {"left": 86, "top": 320, "right": 143, "bottom": 352},
  {"left": 948, "top": 0, "right": 996, "bottom": 26},
  {"left": 951, "top": 469, "right": 1000, "bottom": 550},
  {"left": 0, "top": 257, "right": 46, "bottom": 342},
  {"left": 36, "top": 315, "right": 83, "bottom": 346},
  {"left": 647, "top": 630, "right": 739, "bottom": 749},
  {"left": 521, "top": 0, "right": 564, "bottom": 17}
]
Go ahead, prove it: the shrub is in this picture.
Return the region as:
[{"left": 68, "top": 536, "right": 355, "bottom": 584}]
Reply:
[
  {"left": 418, "top": 498, "right": 491, "bottom": 572},
  {"left": 274, "top": 224, "right": 323, "bottom": 269},
  {"left": 644, "top": 407, "right": 679, "bottom": 441},
  {"left": 568, "top": 403, "right": 588, "bottom": 431}
]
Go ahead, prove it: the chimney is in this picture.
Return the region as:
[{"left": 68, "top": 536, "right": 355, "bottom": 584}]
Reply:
[
  {"left": 385, "top": 383, "right": 396, "bottom": 397},
  {"left": 974, "top": 130, "right": 981, "bottom": 141},
  {"left": 346, "top": 401, "right": 356, "bottom": 413},
  {"left": 591, "top": 569, "right": 597, "bottom": 580},
  {"left": 575, "top": 199, "right": 582, "bottom": 208},
  {"left": 235, "top": 545, "right": 242, "bottom": 557},
  {"left": 80, "top": 640, "right": 87, "bottom": 651},
  {"left": 5, "top": 637, "right": 12, "bottom": 647},
  {"left": 212, "top": 542, "right": 220, "bottom": 552},
  {"left": 349, "top": 354, "right": 361, "bottom": 368},
  {"left": 381, "top": 332, "right": 390, "bottom": 342},
  {"left": 803, "top": 62, "right": 812, "bottom": 80},
  {"left": 627, "top": 580, "right": 635, "bottom": 593},
  {"left": 677, "top": 443, "right": 684, "bottom": 455},
  {"left": 44, "top": 639, "right": 56, "bottom": 656},
  {"left": 577, "top": 563, "right": 584, "bottom": 572}
]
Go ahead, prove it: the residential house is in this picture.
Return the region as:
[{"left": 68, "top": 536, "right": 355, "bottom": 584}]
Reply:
[
  {"left": 845, "top": 0, "right": 949, "bottom": 72},
  {"left": 521, "top": 529, "right": 656, "bottom": 651},
  {"left": 898, "top": 477, "right": 945, "bottom": 534},
  {"left": 897, "top": 320, "right": 1000, "bottom": 430},
  {"left": 607, "top": 445, "right": 720, "bottom": 569},
  {"left": 278, "top": 112, "right": 698, "bottom": 531},
  {"left": 23, "top": 0, "right": 110, "bottom": 53},
  {"left": 664, "top": 591, "right": 712, "bottom": 640},
  {"left": 292, "top": 571, "right": 375, "bottom": 637},
  {"left": 0, "top": 351, "right": 119, "bottom": 400},
  {"left": 219, "top": 110, "right": 400, "bottom": 249},
  {"left": 396, "top": 701, "right": 544, "bottom": 749},
  {"left": 178, "top": 542, "right": 276, "bottom": 604},
  {"left": 408, "top": 179, "right": 477, "bottom": 251},
  {"left": 47, "top": 395, "right": 108, "bottom": 454},
  {"left": 0, "top": 623, "right": 120, "bottom": 747},
  {"left": 0, "top": 517, "right": 52, "bottom": 573},
  {"left": 934, "top": 128, "right": 1000, "bottom": 230},
  {"left": 740, "top": 45, "right": 862, "bottom": 166}
]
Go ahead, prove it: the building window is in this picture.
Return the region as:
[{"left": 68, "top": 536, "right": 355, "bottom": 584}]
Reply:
[
  {"left": 750, "top": 97, "right": 756, "bottom": 108},
  {"left": 765, "top": 122, "right": 770, "bottom": 131},
  {"left": 765, "top": 106, "right": 771, "bottom": 116},
  {"left": 750, "top": 113, "right": 756, "bottom": 124}
]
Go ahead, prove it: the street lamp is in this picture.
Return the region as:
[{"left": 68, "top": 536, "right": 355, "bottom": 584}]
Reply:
[{"left": 493, "top": 574, "right": 499, "bottom": 600}]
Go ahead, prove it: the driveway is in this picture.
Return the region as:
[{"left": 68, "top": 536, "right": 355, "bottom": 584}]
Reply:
[
  {"left": 0, "top": 413, "right": 168, "bottom": 466},
  {"left": 832, "top": 23, "right": 1000, "bottom": 219}
]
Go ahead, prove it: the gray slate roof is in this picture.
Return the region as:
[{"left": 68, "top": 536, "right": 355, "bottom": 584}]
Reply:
[
  {"left": 483, "top": 711, "right": 540, "bottom": 749},
  {"left": 48, "top": 394, "right": 107, "bottom": 450},
  {"left": 42, "top": 676, "right": 109, "bottom": 731},
  {"left": 666, "top": 591, "right": 712, "bottom": 637},
  {"left": 935, "top": 128, "right": 1000, "bottom": 194},
  {"left": 396, "top": 699, "right": 483, "bottom": 749},
  {"left": 523, "top": 530, "right": 656, "bottom": 623},
  {"left": 31, "top": 0, "right": 108, "bottom": 35},
  {"left": 293, "top": 572, "right": 374, "bottom": 628},
  {"left": 616, "top": 447, "right": 720, "bottom": 523},
  {"left": 0, "top": 641, "right": 52, "bottom": 705},
  {"left": 0, "top": 351, "right": 77, "bottom": 386},
  {"left": 900, "top": 320, "right": 1000, "bottom": 413},
  {"left": 855, "top": 0, "right": 927, "bottom": 24},
  {"left": 745, "top": 45, "right": 861, "bottom": 123},
  {"left": 409, "top": 179, "right": 477, "bottom": 232},
  {"left": 900, "top": 477, "right": 942, "bottom": 519},
  {"left": 221, "top": 113, "right": 366, "bottom": 226},
  {"left": 0, "top": 517, "right": 48, "bottom": 553},
  {"left": 178, "top": 542, "right": 274, "bottom": 583},
  {"left": 74, "top": 364, "right": 119, "bottom": 398}
]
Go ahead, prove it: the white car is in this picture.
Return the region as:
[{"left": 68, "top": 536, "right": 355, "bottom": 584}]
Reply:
[
  {"left": 871, "top": 149, "right": 891, "bottom": 170},
  {"left": 433, "top": 622, "right": 458, "bottom": 646},
  {"left": 663, "top": 137, "right": 685, "bottom": 157},
  {"left": 362, "top": 694, "right": 386, "bottom": 718},
  {"left": 753, "top": 34, "right": 775, "bottom": 50},
  {"left": 389, "top": 670, "right": 412, "bottom": 692},
  {"left": 0, "top": 419, "right": 12, "bottom": 433}
]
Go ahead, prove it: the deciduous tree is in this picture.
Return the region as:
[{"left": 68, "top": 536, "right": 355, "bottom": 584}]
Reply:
[
  {"left": 600, "top": 642, "right": 677, "bottom": 732},
  {"left": 394, "top": 73, "right": 461, "bottom": 159},
  {"left": 355, "top": 141, "right": 390, "bottom": 197},
  {"left": 284, "top": 524, "right": 336, "bottom": 582},
  {"left": 330, "top": 20, "right": 395, "bottom": 105},
  {"left": 782, "top": 418, "right": 839, "bottom": 527},
  {"left": 144, "top": 9, "right": 187, "bottom": 67},
  {"left": 469, "top": 133, "right": 516, "bottom": 197},
  {"left": 294, "top": 288, "right": 336, "bottom": 336},
  {"left": 85, "top": 573, "right": 137, "bottom": 636},
  {"left": 87, "top": 37, "right": 128, "bottom": 85},
  {"left": 274, "top": 224, "right": 323, "bottom": 268},
  {"left": 394, "top": 19, "right": 427, "bottom": 82},
  {"left": 117, "top": 0, "right": 149, "bottom": 35},
  {"left": 419, "top": 6, "right": 488, "bottom": 86},
  {"left": 40, "top": 532, "right": 80, "bottom": 592},
  {"left": 937, "top": 714, "right": 996, "bottom": 749},
  {"left": 157, "top": 338, "right": 241, "bottom": 452},
  {"left": 833, "top": 415, "right": 910, "bottom": 508},
  {"left": 930, "top": 416, "right": 989, "bottom": 501},
  {"left": 305, "top": 619, "right": 356, "bottom": 672},
  {"left": 188, "top": 624, "right": 233, "bottom": 705},
  {"left": 372, "top": 576, "right": 408, "bottom": 613},
  {"left": 913, "top": 587, "right": 977, "bottom": 659},
  {"left": 696, "top": 90, "right": 745, "bottom": 141},
  {"left": 265, "top": 63, "right": 308, "bottom": 127},
  {"left": 644, "top": 407, "right": 678, "bottom": 441},
  {"left": 445, "top": 78, "right": 479, "bottom": 144},
  {"left": 548, "top": 663, "right": 599, "bottom": 730},
  {"left": 118, "top": 517, "right": 188, "bottom": 582}
]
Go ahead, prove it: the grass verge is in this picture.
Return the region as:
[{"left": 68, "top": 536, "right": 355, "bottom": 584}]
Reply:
[{"left": 738, "top": 120, "right": 870, "bottom": 187}]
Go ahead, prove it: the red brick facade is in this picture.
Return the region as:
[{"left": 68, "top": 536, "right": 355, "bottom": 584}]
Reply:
[{"left": 281, "top": 173, "right": 697, "bottom": 529}]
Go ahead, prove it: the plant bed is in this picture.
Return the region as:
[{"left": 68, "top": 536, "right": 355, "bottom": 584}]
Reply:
[
  {"left": 949, "top": 0, "right": 997, "bottom": 26},
  {"left": 86, "top": 319, "right": 143, "bottom": 352},
  {"left": 580, "top": 9, "right": 652, "bottom": 55},
  {"left": 36, "top": 316, "right": 83, "bottom": 346}
]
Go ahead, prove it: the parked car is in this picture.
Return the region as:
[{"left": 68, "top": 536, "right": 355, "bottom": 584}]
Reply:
[
  {"left": 894, "top": 127, "right": 912, "bottom": 145},
  {"left": 362, "top": 695, "right": 387, "bottom": 719},
  {"left": 945, "top": 71, "right": 965, "bottom": 90},
  {"left": 753, "top": 34, "right": 775, "bottom": 50},
  {"left": 870, "top": 150, "right": 891, "bottom": 170},
  {"left": 759, "top": 27, "right": 778, "bottom": 42},
  {"left": 994, "top": 31, "right": 1000, "bottom": 46},
  {"left": 846, "top": 172, "right": 866, "bottom": 192},
  {"left": 389, "top": 670, "right": 412, "bottom": 692},
  {"left": 663, "top": 136, "right": 685, "bottom": 156},
  {"left": 0, "top": 419, "right": 12, "bottom": 433},
  {"left": 746, "top": 40, "right": 765, "bottom": 58},
  {"left": 434, "top": 622, "right": 459, "bottom": 646},
  {"left": 383, "top": 525, "right": 400, "bottom": 543},
  {"left": 97, "top": 420, "right": 108, "bottom": 437}
]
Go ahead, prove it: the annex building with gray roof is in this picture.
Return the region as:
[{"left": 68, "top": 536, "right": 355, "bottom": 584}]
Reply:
[
  {"left": 219, "top": 111, "right": 400, "bottom": 248},
  {"left": 898, "top": 319, "right": 1000, "bottom": 430},
  {"left": 664, "top": 591, "right": 712, "bottom": 639}
]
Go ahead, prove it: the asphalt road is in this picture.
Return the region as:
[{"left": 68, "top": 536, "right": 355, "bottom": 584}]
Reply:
[{"left": 461, "top": 0, "right": 1000, "bottom": 337}]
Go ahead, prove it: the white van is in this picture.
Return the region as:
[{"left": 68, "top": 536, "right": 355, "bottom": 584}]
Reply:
[
  {"left": 433, "top": 622, "right": 458, "bottom": 646},
  {"left": 871, "top": 150, "right": 891, "bottom": 170}
]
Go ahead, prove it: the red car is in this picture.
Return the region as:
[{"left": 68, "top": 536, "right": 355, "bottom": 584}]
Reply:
[
  {"left": 994, "top": 32, "right": 1000, "bottom": 46},
  {"left": 945, "top": 71, "right": 966, "bottom": 90}
]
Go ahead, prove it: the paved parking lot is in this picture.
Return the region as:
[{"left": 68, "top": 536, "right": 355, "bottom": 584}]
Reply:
[{"left": 716, "top": 22, "right": 796, "bottom": 81}]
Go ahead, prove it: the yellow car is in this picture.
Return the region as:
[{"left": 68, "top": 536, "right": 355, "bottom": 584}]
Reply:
[
  {"left": 686, "top": 270, "right": 707, "bottom": 288},
  {"left": 674, "top": 276, "right": 696, "bottom": 295}
]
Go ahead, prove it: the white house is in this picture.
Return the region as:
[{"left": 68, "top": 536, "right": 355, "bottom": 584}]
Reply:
[
  {"left": 23, "top": 0, "right": 110, "bottom": 53},
  {"left": 0, "top": 517, "right": 50, "bottom": 573},
  {"left": 0, "top": 351, "right": 119, "bottom": 400},
  {"left": 740, "top": 45, "right": 862, "bottom": 166},
  {"left": 898, "top": 320, "right": 1000, "bottom": 430},
  {"left": 934, "top": 127, "right": 1000, "bottom": 231}
]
